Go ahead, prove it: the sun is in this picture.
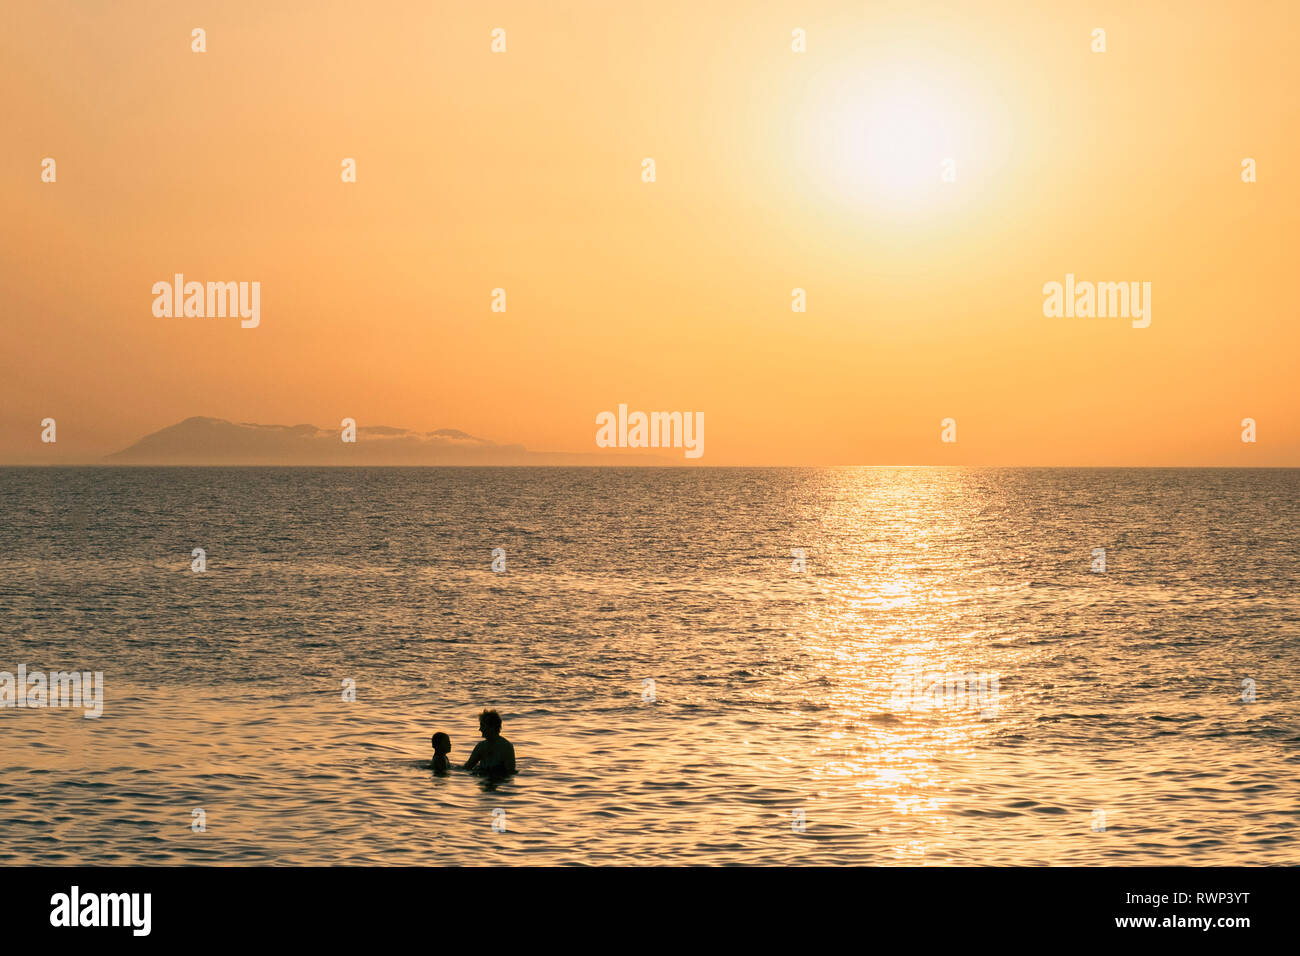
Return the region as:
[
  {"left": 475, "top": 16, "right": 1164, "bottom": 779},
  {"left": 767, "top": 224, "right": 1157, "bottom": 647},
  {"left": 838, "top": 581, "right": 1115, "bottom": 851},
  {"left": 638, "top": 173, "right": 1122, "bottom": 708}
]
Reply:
[
  {"left": 820, "top": 78, "right": 954, "bottom": 203},
  {"left": 791, "top": 61, "right": 984, "bottom": 213}
]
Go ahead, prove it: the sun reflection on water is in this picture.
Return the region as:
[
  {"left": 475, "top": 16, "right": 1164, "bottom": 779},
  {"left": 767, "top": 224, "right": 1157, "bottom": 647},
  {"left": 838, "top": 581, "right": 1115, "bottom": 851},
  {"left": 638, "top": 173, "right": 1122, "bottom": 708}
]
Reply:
[{"left": 799, "top": 469, "right": 1002, "bottom": 860}]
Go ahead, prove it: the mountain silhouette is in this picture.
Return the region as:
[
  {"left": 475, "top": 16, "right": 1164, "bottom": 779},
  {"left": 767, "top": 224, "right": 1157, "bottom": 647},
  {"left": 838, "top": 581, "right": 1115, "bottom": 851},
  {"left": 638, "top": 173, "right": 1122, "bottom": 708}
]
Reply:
[{"left": 106, "top": 416, "right": 669, "bottom": 465}]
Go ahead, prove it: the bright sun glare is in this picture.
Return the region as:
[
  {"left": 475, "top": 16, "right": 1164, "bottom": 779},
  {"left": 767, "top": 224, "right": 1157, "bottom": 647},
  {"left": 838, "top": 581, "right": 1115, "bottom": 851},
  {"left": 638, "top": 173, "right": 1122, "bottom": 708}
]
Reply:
[
  {"left": 795, "top": 63, "right": 987, "bottom": 213},
  {"left": 824, "top": 83, "right": 954, "bottom": 202}
]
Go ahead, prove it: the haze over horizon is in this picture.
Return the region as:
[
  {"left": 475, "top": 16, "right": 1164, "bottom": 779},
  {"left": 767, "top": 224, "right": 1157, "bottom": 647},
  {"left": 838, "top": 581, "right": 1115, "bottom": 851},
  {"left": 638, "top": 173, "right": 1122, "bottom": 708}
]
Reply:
[
  {"left": 5, "top": 412, "right": 1298, "bottom": 467},
  {"left": 96, "top": 415, "right": 673, "bottom": 466}
]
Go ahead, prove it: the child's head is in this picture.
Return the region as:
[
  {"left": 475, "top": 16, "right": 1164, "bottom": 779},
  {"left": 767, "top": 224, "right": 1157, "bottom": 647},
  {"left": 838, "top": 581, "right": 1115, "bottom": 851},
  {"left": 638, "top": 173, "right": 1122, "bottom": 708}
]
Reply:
[{"left": 431, "top": 732, "right": 451, "bottom": 755}]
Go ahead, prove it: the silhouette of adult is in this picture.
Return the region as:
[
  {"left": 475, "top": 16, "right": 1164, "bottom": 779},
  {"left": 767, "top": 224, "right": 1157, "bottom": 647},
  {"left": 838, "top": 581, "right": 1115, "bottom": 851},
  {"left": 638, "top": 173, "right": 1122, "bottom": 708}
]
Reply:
[{"left": 462, "top": 709, "right": 516, "bottom": 775}]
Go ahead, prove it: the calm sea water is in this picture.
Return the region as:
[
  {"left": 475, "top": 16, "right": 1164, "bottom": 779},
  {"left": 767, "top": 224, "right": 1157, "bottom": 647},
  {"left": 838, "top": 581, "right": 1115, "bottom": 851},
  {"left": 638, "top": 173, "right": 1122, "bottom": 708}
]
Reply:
[{"left": 1, "top": 467, "right": 1297, "bottom": 865}]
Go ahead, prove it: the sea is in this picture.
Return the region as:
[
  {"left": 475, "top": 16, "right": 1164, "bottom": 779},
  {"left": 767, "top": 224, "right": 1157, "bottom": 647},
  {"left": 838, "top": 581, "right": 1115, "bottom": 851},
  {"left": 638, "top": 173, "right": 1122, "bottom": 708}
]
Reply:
[{"left": 1, "top": 467, "right": 1296, "bottom": 865}]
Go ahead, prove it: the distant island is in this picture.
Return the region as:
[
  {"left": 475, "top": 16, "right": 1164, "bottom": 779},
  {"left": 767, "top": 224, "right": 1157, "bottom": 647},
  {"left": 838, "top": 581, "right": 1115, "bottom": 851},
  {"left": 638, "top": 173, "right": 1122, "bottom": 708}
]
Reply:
[{"left": 105, "top": 416, "right": 672, "bottom": 466}]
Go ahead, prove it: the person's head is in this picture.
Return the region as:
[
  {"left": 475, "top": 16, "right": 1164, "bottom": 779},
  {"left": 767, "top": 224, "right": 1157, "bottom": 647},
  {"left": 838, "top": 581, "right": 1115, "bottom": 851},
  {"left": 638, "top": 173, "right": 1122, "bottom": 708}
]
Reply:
[
  {"left": 478, "top": 709, "right": 503, "bottom": 739},
  {"left": 431, "top": 732, "right": 451, "bottom": 754}
]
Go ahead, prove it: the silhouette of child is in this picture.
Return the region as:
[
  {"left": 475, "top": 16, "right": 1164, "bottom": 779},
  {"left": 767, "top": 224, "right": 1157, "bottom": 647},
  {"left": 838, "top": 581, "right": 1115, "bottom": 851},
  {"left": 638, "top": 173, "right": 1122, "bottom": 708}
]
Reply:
[{"left": 430, "top": 732, "right": 451, "bottom": 772}]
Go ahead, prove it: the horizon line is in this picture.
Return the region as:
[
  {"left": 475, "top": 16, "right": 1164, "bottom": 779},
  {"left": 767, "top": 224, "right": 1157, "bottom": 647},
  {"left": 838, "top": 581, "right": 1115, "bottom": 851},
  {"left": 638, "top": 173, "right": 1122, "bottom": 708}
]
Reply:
[{"left": 3, "top": 463, "right": 1298, "bottom": 470}]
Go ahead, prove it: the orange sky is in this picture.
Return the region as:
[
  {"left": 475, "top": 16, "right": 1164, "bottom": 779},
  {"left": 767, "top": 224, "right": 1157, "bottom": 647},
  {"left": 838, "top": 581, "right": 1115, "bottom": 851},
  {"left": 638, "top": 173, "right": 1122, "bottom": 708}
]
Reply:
[{"left": 2, "top": 0, "right": 1296, "bottom": 465}]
